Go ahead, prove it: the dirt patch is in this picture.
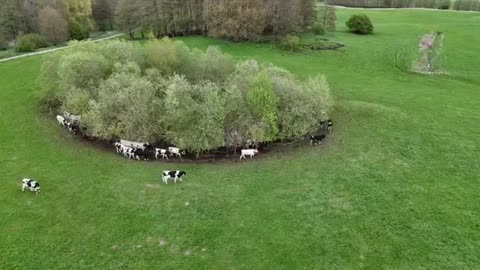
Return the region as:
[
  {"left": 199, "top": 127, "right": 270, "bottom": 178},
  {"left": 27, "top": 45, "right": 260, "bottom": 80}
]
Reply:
[{"left": 64, "top": 128, "right": 332, "bottom": 165}]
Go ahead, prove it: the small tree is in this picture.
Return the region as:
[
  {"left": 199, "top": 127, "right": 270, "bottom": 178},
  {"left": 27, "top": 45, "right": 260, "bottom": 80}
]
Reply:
[
  {"left": 68, "top": 19, "right": 89, "bottom": 40},
  {"left": 281, "top": 35, "right": 301, "bottom": 52},
  {"left": 38, "top": 6, "right": 68, "bottom": 45},
  {"left": 346, "top": 14, "right": 374, "bottom": 35},
  {"left": 164, "top": 75, "right": 226, "bottom": 156},
  {"left": 312, "top": 23, "right": 325, "bottom": 35},
  {"left": 247, "top": 73, "right": 279, "bottom": 141},
  {"left": 319, "top": 4, "right": 336, "bottom": 32}
]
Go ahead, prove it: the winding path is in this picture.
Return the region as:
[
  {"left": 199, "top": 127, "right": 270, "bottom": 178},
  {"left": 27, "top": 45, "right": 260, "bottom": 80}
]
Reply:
[{"left": 0, "top": 33, "right": 125, "bottom": 64}]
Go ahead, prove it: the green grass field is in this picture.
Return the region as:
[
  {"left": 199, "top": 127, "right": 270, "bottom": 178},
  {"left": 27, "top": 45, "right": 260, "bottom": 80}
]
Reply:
[{"left": 1, "top": 9, "right": 479, "bottom": 269}]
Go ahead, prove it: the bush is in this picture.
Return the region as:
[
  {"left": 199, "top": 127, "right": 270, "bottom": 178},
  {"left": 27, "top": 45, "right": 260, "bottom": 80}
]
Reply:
[
  {"left": 312, "top": 23, "right": 325, "bottom": 35},
  {"left": 281, "top": 35, "right": 301, "bottom": 52},
  {"left": 346, "top": 14, "right": 374, "bottom": 35},
  {"left": 68, "top": 19, "right": 89, "bottom": 40},
  {"left": 15, "top": 33, "right": 50, "bottom": 52}
]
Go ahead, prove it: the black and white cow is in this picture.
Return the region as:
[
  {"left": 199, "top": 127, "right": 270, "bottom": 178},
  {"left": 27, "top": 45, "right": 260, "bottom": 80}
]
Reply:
[
  {"left": 310, "top": 134, "right": 326, "bottom": 145},
  {"left": 162, "top": 170, "right": 187, "bottom": 184},
  {"left": 21, "top": 178, "right": 40, "bottom": 194},
  {"left": 155, "top": 148, "right": 169, "bottom": 159},
  {"left": 327, "top": 120, "right": 333, "bottom": 133},
  {"left": 114, "top": 142, "right": 123, "bottom": 154}
]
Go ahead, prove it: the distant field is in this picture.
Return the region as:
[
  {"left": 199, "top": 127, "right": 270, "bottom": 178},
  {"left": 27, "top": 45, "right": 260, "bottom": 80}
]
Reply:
[{"left": 0, "top": 9, "right": 479, "bottom": 269}]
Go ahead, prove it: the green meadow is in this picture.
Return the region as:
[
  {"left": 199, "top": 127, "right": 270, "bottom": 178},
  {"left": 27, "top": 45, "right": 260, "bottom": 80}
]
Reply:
[{"left": 0, "top": 8, "right": 479, "bottom": 269}]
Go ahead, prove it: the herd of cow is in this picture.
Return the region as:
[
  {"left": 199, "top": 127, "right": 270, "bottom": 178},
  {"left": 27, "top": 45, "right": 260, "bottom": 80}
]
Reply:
[
  {"left": 54, "top": 112, "right": 333, "bottom": 161},
  {"left": 19, "top": 116, "right": 333, "bottom": 194}
]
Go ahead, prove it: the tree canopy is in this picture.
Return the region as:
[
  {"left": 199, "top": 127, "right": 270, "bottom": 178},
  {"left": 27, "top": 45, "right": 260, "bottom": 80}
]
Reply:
[{"left": 39, "top": 39, "right": 334, "bottom": 153}]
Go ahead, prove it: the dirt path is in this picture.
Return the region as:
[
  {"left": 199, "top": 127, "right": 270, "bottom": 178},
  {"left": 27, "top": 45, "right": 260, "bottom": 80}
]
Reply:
[{"left": 0, "top": 33, "right": 125, "bottom": 63}]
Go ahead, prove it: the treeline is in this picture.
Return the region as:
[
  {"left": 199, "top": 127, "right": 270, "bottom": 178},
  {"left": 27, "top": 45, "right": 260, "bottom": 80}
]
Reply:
[
  {"left": 0, "top": 0, "right": 95, "bottom": 43},
  {"left": 1, "top": 0, "right": 316, "bottom": 50},
  {"left": 326, "top": 0, "right": 480, "bottom": 10},
  {"left": 116, "top": 0, "right": 316, "bottom": 41}
]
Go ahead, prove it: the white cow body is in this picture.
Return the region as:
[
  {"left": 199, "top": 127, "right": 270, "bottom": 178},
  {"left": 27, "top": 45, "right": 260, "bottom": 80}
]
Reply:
[
  {"left": 56, "top": 115, "right": 66, "bottom": 127},
  {"left": 240, "top": 149, "right": 259, "bottom": 160},
  {"left": 155, "top": 148, "right": 169, "bottom": 159},
  {"left": 120, "top": 140, "right": 149, "bottom": 151},
  {"left": 168, "top": 147, "right": 182, "bottom": 158}
]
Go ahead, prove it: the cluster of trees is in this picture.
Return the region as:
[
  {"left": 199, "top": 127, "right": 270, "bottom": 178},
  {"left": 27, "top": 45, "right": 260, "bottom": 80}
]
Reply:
[
  {"left": 115, "top": 0, "right": 316, "bottom": 41},
  {"left": 0, "top": 0, "right": 96, "bottom": 50},
  {"left": 327, "top": 0, "right": 477, "bottom": 10},
  {"left": 39, "top": 39, "right": 334, "bottom": 155},
  {"left": 453, "top": 0, "right": 480, "bottom": 11}
]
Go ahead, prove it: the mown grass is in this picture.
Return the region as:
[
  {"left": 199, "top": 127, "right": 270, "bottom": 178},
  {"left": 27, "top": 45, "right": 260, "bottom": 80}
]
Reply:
[{"left": 0, "top": 9, "right": 479, "bottom": 269}]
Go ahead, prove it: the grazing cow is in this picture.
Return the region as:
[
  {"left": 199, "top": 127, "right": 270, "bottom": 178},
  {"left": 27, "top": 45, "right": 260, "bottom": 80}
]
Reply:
[
  {"left": 240, "top": 149, "right": 259, "bottom": 160},
  {"left": 162, "top": 170, "right": 187, "bottom": 184},
  {"left": 168, "top": 147, "right": 183, "bottom": 158},
  {"left": 310, "top": 134, "right": 326, "bottom": 145},
  {"left": 327, "top": 120, "right": 333, "bottom": 133},
  {"left": 21, "top": 178, "right": 40, "bottom": 194},
  {"left": 56, "top": 115, "right": 66, "bottom": 127},
  {"left": 155, "top": 148, "right": 169, "bottom": 159},
  {"left": 120, "top": 140, "right": 150, "bottom": 151}
]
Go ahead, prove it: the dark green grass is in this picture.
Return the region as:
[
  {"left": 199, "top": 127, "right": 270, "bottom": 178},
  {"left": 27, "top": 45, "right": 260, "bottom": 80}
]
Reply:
[{"left": 1, "top": 9, "right": 479, "bottom": 269}]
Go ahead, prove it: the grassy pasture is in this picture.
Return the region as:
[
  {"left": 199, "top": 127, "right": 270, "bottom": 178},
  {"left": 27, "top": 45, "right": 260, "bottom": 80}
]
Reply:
[{"left": 0, "top": 9, "right": 479, "bottom": 269}]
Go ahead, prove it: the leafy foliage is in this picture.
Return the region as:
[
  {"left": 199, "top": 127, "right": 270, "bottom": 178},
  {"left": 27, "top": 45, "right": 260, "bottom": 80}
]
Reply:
[
  {"left": 38, "top": 6, "right": 68, "bottom": 45},
  {"left": 39, "top": 39, "right": 334, "bottom": 153},
  {"left": 15, "top": 33, "right": 50, "bottom": 52},
  {"left": 281, "top": 35, "right": 302, "bottom": 52},
  {"left": 346, "top": 14, "right": 374, "bottom": 35},
  {"left": 312, "top": 23, "right": 325, "bottom": 35},
  {"left": 68, "top": 19, "right": 89, "bottom": 40}
]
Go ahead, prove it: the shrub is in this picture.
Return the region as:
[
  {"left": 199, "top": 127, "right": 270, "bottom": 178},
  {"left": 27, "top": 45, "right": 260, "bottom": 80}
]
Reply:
[
  {"left": 312, "top": 23, "right": 325, "bottom": 35},
  {"left": 15, "top": 34, "right": 50, "bottom": 52},
  {"left": 68, "top": 19, "right": 89, "bottom": 40},
  {"left": 281, "top": 35, "right": 301, "bottom": 52},
  {"left": 346, "top": 14, "right": 374, "bottom": 35}
]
